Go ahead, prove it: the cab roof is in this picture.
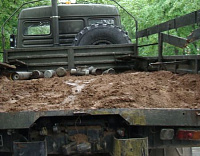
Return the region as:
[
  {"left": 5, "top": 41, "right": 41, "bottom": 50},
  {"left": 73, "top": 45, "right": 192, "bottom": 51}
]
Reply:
[{"left": 19, "top": 4, "right": 119, "bottom": 19}]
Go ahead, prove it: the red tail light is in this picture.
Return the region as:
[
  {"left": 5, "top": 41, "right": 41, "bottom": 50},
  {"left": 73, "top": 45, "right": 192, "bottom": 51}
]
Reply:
[{"left": 176, "top": 130, "right": 200, "bottom": 140}]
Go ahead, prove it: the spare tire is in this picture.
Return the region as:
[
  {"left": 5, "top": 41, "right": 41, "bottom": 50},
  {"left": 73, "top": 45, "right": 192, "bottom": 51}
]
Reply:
[{"left": 74, "top": 24, "right": 131, "bottom": 46}]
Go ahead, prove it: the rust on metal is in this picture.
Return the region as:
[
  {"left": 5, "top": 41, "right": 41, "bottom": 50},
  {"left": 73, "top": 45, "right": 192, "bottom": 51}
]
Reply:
[
  {"left": 187, "top": 28, "right": 200, "bottom": 43},
  {"left": 112, "top": 137, "right": 148, "bottom": 156}
]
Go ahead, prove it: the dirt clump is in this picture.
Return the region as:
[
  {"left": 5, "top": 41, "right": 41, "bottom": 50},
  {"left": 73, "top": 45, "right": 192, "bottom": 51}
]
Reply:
[{"left": 0, "top": 71, "right": 200, "bottom": 112}]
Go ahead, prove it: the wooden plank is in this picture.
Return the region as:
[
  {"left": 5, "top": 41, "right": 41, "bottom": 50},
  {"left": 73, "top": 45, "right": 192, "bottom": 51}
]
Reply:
[
  {"left": 28, "top": 62, "right": 68, "bottom": 67},
  {"left": 137, "top": 10, "right": 200, "bottom": 38},
  {"left": 187, "top": 28, "right": 200, "bottom": 43},
  {"left": 8, "top": 54, "right": 68, "bottom": 60},
  {"left": 0, "top": 62, "right": 16, "bottom": 69},
  {"left": 162, "top": 33, "right": 188, "bottom": 48}
]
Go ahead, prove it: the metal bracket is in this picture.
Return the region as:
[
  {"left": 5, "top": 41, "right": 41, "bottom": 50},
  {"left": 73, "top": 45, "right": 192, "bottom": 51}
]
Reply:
[
  {"left": 0, "top": 135, "right": 3, "bottom": 147},
  {"left": 112, "top": 137, "right": 148, "bottom": 156}
]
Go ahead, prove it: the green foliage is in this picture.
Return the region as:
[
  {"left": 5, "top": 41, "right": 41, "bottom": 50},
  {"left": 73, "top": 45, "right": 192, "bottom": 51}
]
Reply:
[
  {"left": 114, "top": 0, "right": 200, "bottom": 56},
  {"left": 0, "top": 0, "right": 200, "bottom": 62},
  {"left": 77, "top": 0, "right": 200, "bottom": 56},
  {"left": 0, "top": 53, "right": 3, "bottom": 62},
  {"left": 0, "top": 0, "right": 51, "bottom": 58}
]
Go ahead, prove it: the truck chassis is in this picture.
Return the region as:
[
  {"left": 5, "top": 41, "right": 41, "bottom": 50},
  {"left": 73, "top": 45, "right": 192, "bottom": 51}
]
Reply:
[{"left": 0, "top": 2, "right": 200, "bottom": 156}]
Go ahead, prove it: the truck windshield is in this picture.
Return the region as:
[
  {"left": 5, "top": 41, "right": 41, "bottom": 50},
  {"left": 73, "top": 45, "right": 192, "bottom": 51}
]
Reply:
[
  {"left": 23, "top": 21, "right": 50, "bottom": 36},
  {"left": 88, "top": 18, "right": 115, "bottom": 25}
]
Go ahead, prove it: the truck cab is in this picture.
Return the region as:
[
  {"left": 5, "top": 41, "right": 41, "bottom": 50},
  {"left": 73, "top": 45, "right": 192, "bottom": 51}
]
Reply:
[{"left": 16, "top": 4, "right": 121, "bottom": 48}]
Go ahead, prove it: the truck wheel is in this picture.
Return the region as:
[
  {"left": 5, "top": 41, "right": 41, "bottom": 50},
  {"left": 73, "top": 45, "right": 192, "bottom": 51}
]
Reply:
[{"left": 74, "top": 24, "right": 131, "bottom": 46}]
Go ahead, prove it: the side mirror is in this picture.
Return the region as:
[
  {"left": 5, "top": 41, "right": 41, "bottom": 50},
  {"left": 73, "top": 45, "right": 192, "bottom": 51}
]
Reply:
[{"left": 10, "top": 34, "right": 16, "bottom": 48}]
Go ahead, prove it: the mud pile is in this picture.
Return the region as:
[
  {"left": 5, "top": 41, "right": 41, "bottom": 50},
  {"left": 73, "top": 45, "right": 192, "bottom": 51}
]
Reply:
[{"left": 0, "top": 71, "right": 200, "bottom": 112}]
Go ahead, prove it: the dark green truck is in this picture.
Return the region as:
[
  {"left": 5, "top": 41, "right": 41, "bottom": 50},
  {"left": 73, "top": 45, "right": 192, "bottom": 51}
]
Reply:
[{"left": 1, "top": 0, "right": 200, "bottom": 155}]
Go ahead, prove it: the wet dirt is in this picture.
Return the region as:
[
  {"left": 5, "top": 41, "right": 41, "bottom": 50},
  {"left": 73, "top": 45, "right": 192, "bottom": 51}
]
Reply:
[{"left": 0, "top": 71, "right": 200, "bottom": 112}]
